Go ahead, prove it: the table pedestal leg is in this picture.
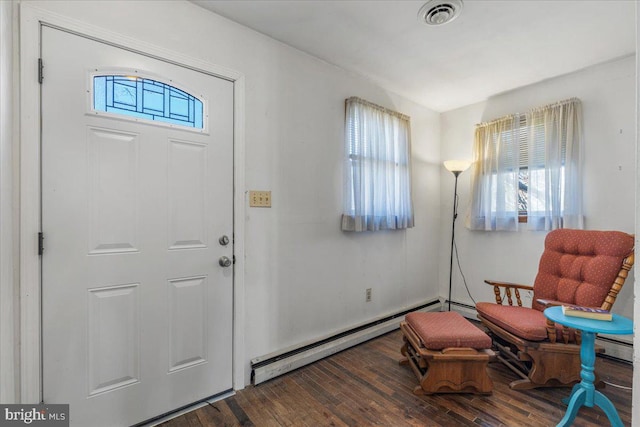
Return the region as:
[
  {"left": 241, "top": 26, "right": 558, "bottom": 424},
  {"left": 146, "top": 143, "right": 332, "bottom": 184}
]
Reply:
[
  {"left": 594, "top": 391, "right": 624, "bottom": 427},
  {"left": 557, "top": 331, "right": 625, "bottom": 427},
  {"left": 561, "top": 383, "right": 581, "bottom": 405},
  {"left": 557, "top": 387, "right": 586, "bottom": 427}
]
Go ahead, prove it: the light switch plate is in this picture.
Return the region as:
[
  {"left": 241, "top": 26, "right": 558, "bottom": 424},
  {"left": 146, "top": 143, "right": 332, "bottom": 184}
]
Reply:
[{"left": 249, "top": 190, "right": 272, "bottom": 207}]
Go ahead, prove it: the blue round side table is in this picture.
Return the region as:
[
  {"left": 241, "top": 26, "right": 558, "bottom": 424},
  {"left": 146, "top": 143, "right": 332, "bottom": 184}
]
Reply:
[{"left": 544, "top": 306, "right": 633, "bottom": 427}]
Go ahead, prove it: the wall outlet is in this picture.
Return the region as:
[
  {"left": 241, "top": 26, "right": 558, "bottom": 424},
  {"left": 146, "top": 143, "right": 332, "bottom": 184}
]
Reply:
[
  {"left": 365, "top": 288, "right": 372, "bottom": 302},
  {"left": 249, "top": 190, "right": 272, "bottom": 207}
]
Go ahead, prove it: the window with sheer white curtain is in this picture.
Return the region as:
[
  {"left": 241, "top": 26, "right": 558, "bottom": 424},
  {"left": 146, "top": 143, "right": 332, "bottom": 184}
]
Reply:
[
  {"left": 341, "top": 97, "right": 414, "bottom": 232},
  {"left": 467, "top": 97, "right": 583, "bottom": 231}
]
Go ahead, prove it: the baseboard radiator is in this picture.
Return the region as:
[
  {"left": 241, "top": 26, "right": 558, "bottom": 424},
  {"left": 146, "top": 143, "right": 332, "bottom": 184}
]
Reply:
[
  {"left": 449, "top": 300, "right": 634, "bottom": 363},
  {"left": 250, "top": 300, "right": 441, "bottom": 385}
]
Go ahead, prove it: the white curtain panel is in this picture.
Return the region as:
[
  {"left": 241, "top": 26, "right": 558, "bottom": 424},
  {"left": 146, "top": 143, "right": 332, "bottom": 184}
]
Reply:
[
  {"left": 467, "top": 98, "right": 583, "bottom": 231},
  {"left": 341, "top": 97, "right": 414, "bottom": 232},
  {"left": 467, "top": 115, "right": 521, "bottom": 231},
  {"left": 526, "top": 99, "right": 584, "bottom": 230}
]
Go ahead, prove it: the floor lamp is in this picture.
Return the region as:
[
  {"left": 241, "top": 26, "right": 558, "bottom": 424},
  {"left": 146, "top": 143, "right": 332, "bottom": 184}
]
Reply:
[{"left": 444, "top": 160, "right": 471, "bottom": 311}]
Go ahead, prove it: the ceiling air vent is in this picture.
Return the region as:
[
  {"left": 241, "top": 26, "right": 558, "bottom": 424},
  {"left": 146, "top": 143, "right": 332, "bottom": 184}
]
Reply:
[{"left": 418, "top": 0, "right": 463, "bottom": 26}]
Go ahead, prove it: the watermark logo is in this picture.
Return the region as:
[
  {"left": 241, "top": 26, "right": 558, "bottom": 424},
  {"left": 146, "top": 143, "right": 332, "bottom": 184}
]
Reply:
[{"left": 0, "top": 405, "right": 69, "bottom": 427}]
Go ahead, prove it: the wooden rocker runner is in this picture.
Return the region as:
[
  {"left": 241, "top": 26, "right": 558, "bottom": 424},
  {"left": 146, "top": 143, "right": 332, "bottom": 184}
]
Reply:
[{"left": 400, "top": 311, "right": 494, "bottom": 395}]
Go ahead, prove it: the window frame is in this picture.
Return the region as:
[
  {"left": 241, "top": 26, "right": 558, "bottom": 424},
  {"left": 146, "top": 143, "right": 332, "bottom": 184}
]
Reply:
[{"left": 87, "top": 69, "right": 209, "bottom": 134}]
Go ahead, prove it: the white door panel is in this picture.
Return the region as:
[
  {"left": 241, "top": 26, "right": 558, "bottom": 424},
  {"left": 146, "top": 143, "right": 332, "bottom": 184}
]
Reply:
[{"left": 41, "top": 26, "right": 233, "bottom": 427}]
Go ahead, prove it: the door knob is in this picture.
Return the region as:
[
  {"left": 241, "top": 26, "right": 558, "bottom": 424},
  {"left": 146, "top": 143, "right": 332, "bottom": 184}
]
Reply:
[
  {"left": 218, "top": 256, "right": 232, "bottom": 267},
  {"left": 219, "top": 235, "right": 230, "bottom": 246}
]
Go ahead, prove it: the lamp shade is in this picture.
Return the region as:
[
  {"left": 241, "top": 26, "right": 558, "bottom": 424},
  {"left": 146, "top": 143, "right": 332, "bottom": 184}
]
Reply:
[{"left": 443, "top": 160, "right": 472, "bottom": 173}]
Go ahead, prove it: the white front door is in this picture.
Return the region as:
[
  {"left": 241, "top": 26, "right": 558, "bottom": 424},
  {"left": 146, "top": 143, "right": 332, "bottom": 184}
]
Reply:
[{"left": 41, "top": 26, "right": 234, "bottom": 426}]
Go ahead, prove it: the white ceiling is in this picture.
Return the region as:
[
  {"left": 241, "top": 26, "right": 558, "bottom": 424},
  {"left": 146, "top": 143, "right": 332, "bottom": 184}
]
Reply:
[{"left": 193, "top": 0, "right": 636, "bottom": 112}]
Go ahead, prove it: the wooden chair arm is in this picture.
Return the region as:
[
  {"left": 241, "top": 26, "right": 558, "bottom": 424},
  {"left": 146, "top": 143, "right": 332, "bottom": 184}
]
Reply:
[
  {"left": 484, "top": 280, "right": 534, "bottom": 291},
  {"left": 535, "top": 299, "right": 562, "bottom": 308},
  {"left": 484, "top": 280, "right": 533, "bottom": 307}
]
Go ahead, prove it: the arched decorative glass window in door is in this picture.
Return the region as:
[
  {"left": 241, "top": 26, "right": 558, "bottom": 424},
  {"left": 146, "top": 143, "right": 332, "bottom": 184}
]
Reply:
[{"left": 92, "top": 73, "right": 205, "bottom": 130}]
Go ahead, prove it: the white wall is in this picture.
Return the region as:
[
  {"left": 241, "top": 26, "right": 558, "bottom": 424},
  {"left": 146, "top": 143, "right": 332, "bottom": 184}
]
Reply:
[
  {"left": 440, "top": 56, "right": 636, "bottom": 321},
  {"left": 19, "top": 0, "right": 441, "bottom": 385}
]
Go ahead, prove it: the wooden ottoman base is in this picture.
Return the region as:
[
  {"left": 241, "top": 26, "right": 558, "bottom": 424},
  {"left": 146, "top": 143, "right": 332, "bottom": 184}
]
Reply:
[{"left": 399, "top": 312, "right": 494, "bottom": 395}]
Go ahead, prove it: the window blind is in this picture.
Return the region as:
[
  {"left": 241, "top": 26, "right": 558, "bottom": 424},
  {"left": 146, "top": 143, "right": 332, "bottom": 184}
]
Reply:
[{"left": 484, "top": 102, "right": 572, "bottom": 171}]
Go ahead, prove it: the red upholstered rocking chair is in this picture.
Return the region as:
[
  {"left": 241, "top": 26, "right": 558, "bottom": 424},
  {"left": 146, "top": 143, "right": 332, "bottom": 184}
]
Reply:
[{"left": 476, "top": 229, "right": 634, "bottom": 390}]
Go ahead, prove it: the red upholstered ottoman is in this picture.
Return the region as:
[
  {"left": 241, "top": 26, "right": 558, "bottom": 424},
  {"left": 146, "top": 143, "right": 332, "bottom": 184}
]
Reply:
[{"left": 399, "top": 311, "right": 494, "bottom": 395}]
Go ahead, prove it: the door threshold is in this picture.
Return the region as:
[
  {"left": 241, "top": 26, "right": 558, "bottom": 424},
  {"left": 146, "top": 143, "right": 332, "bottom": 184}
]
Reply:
[{"left": 135, "top": 389, "right": 235, "bottom": 427}]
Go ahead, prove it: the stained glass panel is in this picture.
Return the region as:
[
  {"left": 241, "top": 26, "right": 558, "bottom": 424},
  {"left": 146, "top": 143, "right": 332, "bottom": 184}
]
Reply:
[{"left": 93, "top": 75, "right": 204, "bottom": 129}]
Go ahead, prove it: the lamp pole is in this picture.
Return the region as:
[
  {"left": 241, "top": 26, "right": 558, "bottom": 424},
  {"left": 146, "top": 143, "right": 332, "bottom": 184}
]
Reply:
[
  {"left": 448, "top": 171, "right": 460, "bottom": 311},
  {"left": 443, "top": 159, "right": 470, "bottom": 312}
]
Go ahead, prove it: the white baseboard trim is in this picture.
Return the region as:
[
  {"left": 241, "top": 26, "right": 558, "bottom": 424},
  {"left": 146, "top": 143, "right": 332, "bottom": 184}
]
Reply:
[
  {"left": 596, "top": 336, "right": 633, "bottom": 362},
  {"left": 446, "top": 301, "right": 479, "bottom": 320},
  {"left": 251, "top": 300, "right": 441, "bottom": 385}
]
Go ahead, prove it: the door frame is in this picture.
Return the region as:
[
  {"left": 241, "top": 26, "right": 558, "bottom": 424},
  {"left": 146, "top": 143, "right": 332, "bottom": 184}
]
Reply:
[{"left": 19, "top": 3, "right": 246, "bottom": 403}]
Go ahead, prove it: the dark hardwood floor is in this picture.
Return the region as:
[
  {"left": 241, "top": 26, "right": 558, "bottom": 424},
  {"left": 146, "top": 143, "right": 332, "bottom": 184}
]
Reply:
[{"left": 158, "top": 329, "right": 633, "bottom": 426}]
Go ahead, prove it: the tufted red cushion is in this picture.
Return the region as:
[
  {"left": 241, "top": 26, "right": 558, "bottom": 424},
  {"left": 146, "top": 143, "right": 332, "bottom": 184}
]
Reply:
[
  {"left": 531, "top": 229, "right": 633, "bottom": 312},
  {"left": 476, "top": 302, "right": 578, "bottom": 342},
  {"left": 405, "top": 311, "right": 492, "bottom": 350}
]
